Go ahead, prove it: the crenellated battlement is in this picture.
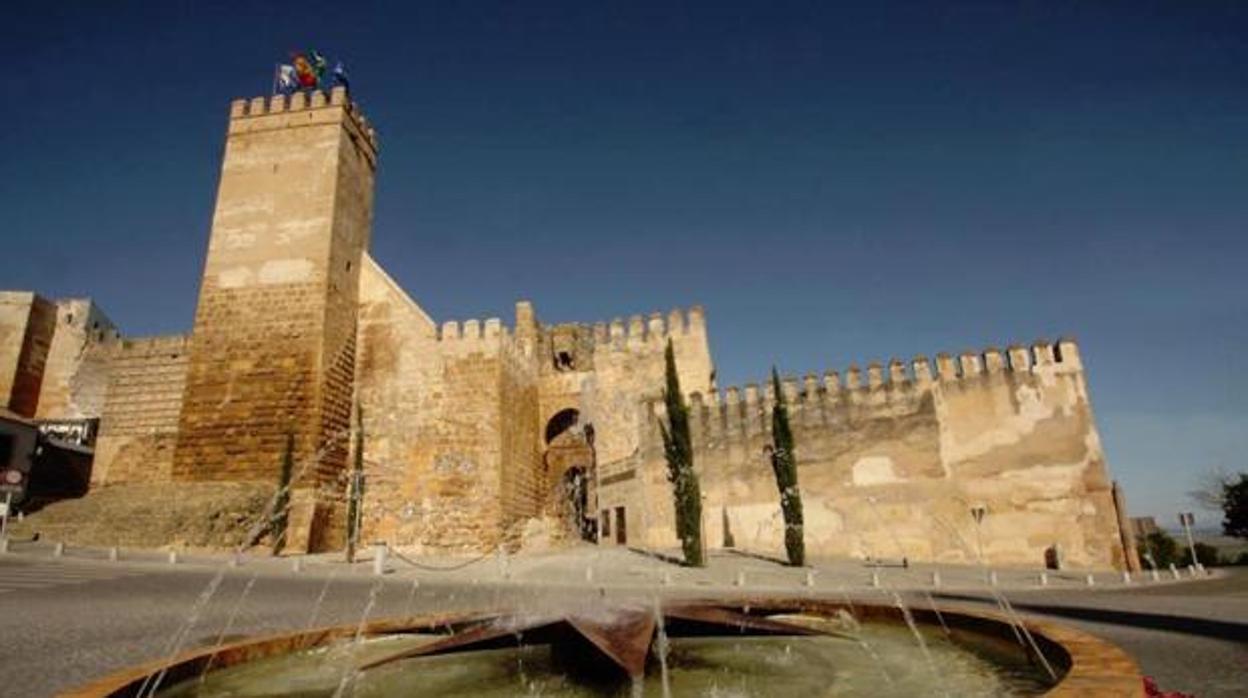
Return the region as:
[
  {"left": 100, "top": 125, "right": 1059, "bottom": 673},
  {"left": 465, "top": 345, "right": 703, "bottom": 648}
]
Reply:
[
  {"left": 438, "top": 317, "right": 508, "bottom": 342},
  {"left": 545, "top": 305, "right": 706, "bottom": 350},
  {"left": 646, "top": 337, "right": 1085, "bottom": 451},
  {"left": 227, "top": 86, "right": 378, "bottom": 156}
]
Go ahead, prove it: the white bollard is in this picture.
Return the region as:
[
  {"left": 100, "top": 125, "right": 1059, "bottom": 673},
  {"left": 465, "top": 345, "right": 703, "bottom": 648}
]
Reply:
[
  {"left": 870, "top": 571, "right": 880, "bottom": 588},
  {"left": 585, "top": 566, "right": 594, "bottom": 583},
  {"left": 291, "top": 557, "right": 302, "bottom": 573},
  {"left": 229, "top": 552, "right": 241, "bottom": 568},
  {"left": 1038, "top": 572, "right": 1048, "bottom": 587},
  {"left": 168, "top": 551, "right": 179, "bottom": 565},
  {"left": 1187, "top": 564, "right": 1197, "bottom": 578},
  {"left": 734, "top": 571, "right": 746, "bottom": 587},
  {"left": 988, "top": 570, "right": 998, "bottom": 587},
  {"left": 930, "top": 571, "right": 941, "bottom": 588},
  {"left": 0, "top": 537, "right": 8, "bottom": 554},
  {"left": 805, "top": 570, "right": 816, "bottom": 587},
  {"left": 1150, "top": 568, "right": 1160, "bottom": 582},
  {"left": 1195, "top": 563, "right": 1206, "bottom": 576},
  {"left": 1085, "top": 573, "right": 1095, "bottom": 587},
  {"left": 52, "top": 542, "right": 64, "bottom": 557},
  {"left": 1121, "top": 571, "right": 1131, "bottom": 584},
  {"left": 1169, "top": 563, "right": 1180, "bottom": 580},
  {"left": 108, "top": 547, "right": 119, "bottom": 562},
  {"left": 372, "top": 543, "right": 388, "bottom": 576},
  {"left": 662, "top": 571, "right": 672, "bottom": 586}
]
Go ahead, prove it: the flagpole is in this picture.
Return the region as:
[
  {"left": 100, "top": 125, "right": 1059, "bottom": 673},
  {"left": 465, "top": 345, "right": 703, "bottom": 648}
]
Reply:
[{"left": 271, "top": 63, "right": 279, "bottom": 96}]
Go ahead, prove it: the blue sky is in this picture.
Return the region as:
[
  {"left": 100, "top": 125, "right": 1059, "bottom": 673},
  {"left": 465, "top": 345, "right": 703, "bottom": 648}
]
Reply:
[{"left": 1, "top": 1, "right": 1245, "bottom": 522}]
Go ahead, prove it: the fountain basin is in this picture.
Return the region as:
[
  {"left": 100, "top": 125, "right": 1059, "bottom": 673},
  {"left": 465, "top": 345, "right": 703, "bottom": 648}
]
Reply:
[{"left": 61, "top": 599, "right": 1143, "bottom": 697}]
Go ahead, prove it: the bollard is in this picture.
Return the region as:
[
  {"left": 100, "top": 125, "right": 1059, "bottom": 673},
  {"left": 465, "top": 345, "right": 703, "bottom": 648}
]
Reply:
[
  {"left": 662, "top": 571, "right": 672, "bottom": 586},
  {"left": 1169, "top": 563, "right": 1180, "bottom": 580},
  {"left": 734, "top": 571, "right": 746, "bottom": 587},
  {"left": 372, "top": 543, "right": 388, "bottom": 576},
  {"left": 930, "top": 571, "right": 941, "bottom": 588},
  {"left": 108, "top": 547, "right": 119, "bottom": 562},
  {"left": 1121, "top": 571, "right": 1131, "bottom": 584},
  {"left": 870, "top": 571, "right": 880, "bottom": 588},
  {"left": 988, "top": 570, "right": 998, "bottom": 587},
  {"left": 585, "top": 566, "right": 594, "bottom": 583},
  {"left": 291, "top": 557, "right": 303, "bottom": 573},
  {"left": 168, "top": 551, "right": 179, "bottom": 565},
  {"left": 1085, "top": 573, "right": 1095, "bottom": 587},
  {"left": 53, "top": 542, "right": 64, "bottom": 557},
  {"left": 1195, "top": 563, "right": 1206, "bottom": 576},
  {"left": 0, "top": 537, "right": 8, "bottom": 554},
  {"left": 1150, "top": 568, "right": 1159, "bottom": 582},
  {"left": 1039, "top": 572, "right": 1048, "bottom": 587},
  {"left": 805, "top": 570, "right": 816, "bottom": 588},
  {"left": 1187, "top": 564, "right": 1197, "bottom": 578},
  {"left": 229, "top": 552, "right": 241, "bottom": 568}
]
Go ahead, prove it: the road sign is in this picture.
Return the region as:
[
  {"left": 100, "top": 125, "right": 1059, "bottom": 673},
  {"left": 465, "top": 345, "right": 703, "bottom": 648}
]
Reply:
[{"left": 0, "top": 469, "right": 25, "bottom": 494}]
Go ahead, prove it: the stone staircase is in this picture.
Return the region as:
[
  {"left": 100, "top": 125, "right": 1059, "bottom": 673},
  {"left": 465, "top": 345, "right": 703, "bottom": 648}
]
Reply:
[{"left": 8, "top": 482, "right": 274, "bottom": 549}]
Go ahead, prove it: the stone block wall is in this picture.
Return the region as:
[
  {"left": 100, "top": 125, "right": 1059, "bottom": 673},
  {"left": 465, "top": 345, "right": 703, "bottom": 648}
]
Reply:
[
  {"left": 534, "top": 307, "right": 714, "bottom": 483},
  {"left": 0, "top": 291, "right": 57, "bottom": 417},
  {"left": 173, "top": 87, "right": 377, "bottom": 509},
  {"left": 92, "top": 335, "right": 190, "bottom": 486},
  {"left": 34, "top": 298, "right": 120, "bottom": 420},
  {"left": 604, "top": 338, "right": 1132, "bottom": 570}
]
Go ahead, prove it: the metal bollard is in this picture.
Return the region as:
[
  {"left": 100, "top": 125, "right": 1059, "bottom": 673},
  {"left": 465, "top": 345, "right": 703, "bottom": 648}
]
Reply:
[
  {"left": 1169, "top": 563, "right": 1180, "bottom": 580},
  {"left": 870, "top": 571, "right": 880, "bottom": 588},
  {"left": 291, "top": 557, "right": 302, "bottom": 573},
  {"left": 734, "top": 571, "right": 746, "bottom": 587},
  {"left": 168, "top": 551, "right": 179, "bottom": 565},
  {"left": 988, "top": 570, "right": 998, "bottom": 587},
  {"left": 1150, "top": 568, "right": 1159, "bottom": 582},
  {"left": 1121, "top": 571, "right": 1131, "bottom": 584},
  {"left": 0, "top": 537, "right": 8, "bottom": 554},
  {"left": 1085, "top": 573, "right": 1095, "bottom": 587},
  {"left": 805, "top": 570, "right": 816, "bottom": 588},
  {"left": 53, "top": 542, "right": 64, "bottom": 557},
  {"left": 585, "top": 566, "right": 594, "bottom": 583},
  {"left": 1039, "top": 572, "right": 1048, "bottom": 587},
  {"left": 1187, "top": 564, "right": 1197, "bottom": 578},
  {"left": 108, "top": 547, "right": 119, "bottom": 562},
  {"left": 372, "top": 543, "right": 388, "bottom": 576},
  {"left": 930, "top": 571, "right": 941, "bottom": 588}
]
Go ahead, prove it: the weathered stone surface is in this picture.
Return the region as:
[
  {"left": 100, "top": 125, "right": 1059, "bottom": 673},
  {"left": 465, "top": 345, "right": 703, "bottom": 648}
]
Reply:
[
  {"left": 3, "top": 92, "right": 1132, "bottom": 570},
  {"left": 602, "top": 341, "right": 1133, "bottom": 569}
]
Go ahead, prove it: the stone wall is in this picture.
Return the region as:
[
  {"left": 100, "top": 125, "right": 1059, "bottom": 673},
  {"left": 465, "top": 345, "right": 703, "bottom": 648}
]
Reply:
[
  {"left": 603, "top": 338, "right": 1132, "bottom": 570},
  {"left": 92, "top": 335, "right": 190, "bottom": 486},
  {"left": 173, "top": 88, "right": 376, "bottom": 489},
  {"left": 35, "top": 299, "right": 120, "bottom": 420},
  {"left": 0, "top": 291, "right": 57, "bottom": 417}
]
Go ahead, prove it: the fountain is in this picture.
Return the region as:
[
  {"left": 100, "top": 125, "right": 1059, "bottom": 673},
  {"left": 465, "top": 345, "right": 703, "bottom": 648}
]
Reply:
[{"left": 65, "top": 595, "right": 1141, "bottom": 697}]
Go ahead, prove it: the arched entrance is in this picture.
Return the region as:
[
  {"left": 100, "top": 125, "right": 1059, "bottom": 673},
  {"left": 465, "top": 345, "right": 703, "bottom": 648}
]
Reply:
[{"left": 543, "top": 408, "right": 597, "bottom": 542}]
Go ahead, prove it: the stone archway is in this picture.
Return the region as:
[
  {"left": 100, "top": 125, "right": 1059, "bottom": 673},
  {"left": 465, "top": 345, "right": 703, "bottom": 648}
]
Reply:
[{"left": 543, "top": 409, "right": 597, "bottom": 542}]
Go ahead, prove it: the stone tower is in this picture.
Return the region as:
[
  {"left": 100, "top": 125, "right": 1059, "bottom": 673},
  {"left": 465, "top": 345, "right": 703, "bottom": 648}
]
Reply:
[{"left": 172, "top": 87, "right": 378, "bottom": 548}]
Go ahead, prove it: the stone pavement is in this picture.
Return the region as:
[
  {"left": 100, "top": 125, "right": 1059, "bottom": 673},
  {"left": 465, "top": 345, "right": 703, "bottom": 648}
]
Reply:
[{"left": 0, "top": 540, "right": 1243, "bottom": 697}]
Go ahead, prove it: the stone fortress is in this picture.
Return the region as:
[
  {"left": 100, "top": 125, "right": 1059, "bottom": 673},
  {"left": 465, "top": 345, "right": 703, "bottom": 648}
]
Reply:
[{"left": 0, "top": 87, "right": 1138, "bottom": 570}]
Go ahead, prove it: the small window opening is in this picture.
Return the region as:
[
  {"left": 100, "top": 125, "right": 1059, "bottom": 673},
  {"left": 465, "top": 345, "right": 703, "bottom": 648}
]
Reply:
[{"left": 555, "top": 351, "right": 576, "bottom": 371}]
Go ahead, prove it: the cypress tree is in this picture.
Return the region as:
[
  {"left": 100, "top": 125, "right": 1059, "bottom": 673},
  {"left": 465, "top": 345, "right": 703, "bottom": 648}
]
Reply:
[
  {"left": 660, "top": 339, "right": 705, "bottom": 566},
  {"left": 770, "top": 368, "right": 805, "bottom": 566},
  {"left": 270, "top": 431, "right": 295, "bottom": 555}
]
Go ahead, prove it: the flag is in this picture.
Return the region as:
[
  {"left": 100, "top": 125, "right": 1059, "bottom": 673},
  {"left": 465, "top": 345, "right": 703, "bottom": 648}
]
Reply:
[
  {"left": 291, "top": 53, "right": 319, "bottom": 88},
  {"left": 309, "top": 50, "right": 328, "bottom": 79},
  {"left": 277, "top": 64, "right": 298, "bottom": 93},
  {"left": 332, "top": 61, "right": 350, "bottom": 91}
]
